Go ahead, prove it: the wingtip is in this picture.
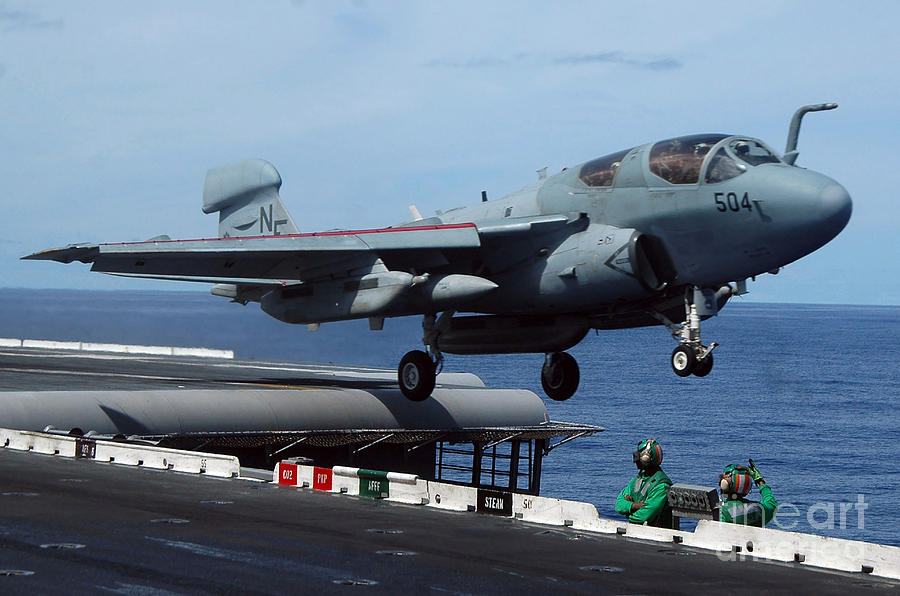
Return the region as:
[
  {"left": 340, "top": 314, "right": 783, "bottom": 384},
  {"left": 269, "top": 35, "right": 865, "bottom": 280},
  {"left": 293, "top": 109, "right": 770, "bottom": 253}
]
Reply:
[
  {"left": 20, "top": 243, "right": 99, "bottom": 263},
  {"left": 21, "top": 248, "right": 54, "bottom": 261}
]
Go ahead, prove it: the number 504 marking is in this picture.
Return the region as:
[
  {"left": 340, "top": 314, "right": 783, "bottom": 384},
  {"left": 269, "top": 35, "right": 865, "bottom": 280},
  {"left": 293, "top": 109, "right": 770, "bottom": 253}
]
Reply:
[{"left": 715, "top": 192, "right": 753, "bottom": 212}]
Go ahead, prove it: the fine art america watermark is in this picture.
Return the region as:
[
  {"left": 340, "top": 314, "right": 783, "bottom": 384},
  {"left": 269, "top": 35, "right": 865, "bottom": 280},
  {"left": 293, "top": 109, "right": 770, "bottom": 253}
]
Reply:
[
  {"left": 769, "top": 494, "right": 867, "bottom": 532},
  {"left": 715, "top": 495, "right": 873, "bottom": 564}
]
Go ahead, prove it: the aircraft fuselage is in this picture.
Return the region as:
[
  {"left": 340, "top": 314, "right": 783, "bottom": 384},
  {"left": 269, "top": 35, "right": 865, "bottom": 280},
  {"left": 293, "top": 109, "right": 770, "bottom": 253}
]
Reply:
[{"left": 435, "top": 134, "right": 851, "bottom": 316}]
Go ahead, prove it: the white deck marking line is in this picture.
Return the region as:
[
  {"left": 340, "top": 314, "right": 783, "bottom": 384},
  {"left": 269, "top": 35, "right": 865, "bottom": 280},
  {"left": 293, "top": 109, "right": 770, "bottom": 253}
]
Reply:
[
  {"left": 0, "top": 350, "right": 389, "bottom": 374},
  {"left": 0, "top": 366, "right": 193, "bottom": 383},
  {"left": 0, "top": 366, "right": 309, "bottom": 388}
]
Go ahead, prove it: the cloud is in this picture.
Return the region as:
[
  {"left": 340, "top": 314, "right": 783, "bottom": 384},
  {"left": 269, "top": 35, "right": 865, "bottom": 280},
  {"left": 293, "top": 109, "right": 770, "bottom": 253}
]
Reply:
[
  {"left": 423, "top": 51, "right": 681, "bottom": 71},
  {"left": 0, "top": 4, "right": 63, "bottom": 32},
  {"left": 554, "top": 51, "right": 681, "bottom": 71}
]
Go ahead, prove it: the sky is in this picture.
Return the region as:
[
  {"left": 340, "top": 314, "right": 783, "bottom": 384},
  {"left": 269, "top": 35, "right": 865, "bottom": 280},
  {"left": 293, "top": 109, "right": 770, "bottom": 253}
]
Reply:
[{"left": 1, "top": 1, "right": 897, "bottom": 304}]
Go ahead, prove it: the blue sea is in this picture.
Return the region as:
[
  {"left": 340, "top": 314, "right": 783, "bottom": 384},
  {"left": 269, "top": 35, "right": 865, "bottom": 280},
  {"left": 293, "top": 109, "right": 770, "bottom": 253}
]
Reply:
[{"left": 1, "top": 288, "right": 897, "bottom": 546}]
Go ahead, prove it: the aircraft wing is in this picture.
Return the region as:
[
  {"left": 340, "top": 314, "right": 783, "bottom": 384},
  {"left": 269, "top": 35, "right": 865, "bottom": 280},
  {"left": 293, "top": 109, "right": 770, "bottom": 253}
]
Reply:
[{"left": 23, "top": 224, "right": 483, "bottom": 285}]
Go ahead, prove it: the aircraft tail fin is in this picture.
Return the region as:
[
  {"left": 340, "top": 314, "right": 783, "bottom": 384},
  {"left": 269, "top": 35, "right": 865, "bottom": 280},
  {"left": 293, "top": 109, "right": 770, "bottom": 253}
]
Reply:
[{"left": 201, "top": 159, "right": 300, "bottom": 238}]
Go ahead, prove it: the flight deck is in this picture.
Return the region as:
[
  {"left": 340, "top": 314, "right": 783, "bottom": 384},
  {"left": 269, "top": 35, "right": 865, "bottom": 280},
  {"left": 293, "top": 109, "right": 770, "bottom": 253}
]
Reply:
[{"left": 0, "top": 344, "right": 898, "bottom": 593}]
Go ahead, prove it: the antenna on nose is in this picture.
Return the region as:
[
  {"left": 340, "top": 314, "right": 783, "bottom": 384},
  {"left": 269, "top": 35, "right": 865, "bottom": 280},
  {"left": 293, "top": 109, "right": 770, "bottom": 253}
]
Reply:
[{"left": 784, "top": 103, "right": 838, "bottom": 165}]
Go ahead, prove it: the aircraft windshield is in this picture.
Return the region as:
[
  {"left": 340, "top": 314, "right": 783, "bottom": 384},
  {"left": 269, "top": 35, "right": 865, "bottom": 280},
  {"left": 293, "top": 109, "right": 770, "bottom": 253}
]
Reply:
[
  {"left": 704, "top": 138, "right": 782, "bottom": 184},
  {"left": 649, "top": 134, "right": 728, "bottom": 184},
  {"left": 730, "top": 139, "right": 780, "bottom": 166},
  {"left": 705, "top": 148, "right": 745, "bottom": 183},
  {"left": 579, "top": 148, "right": 632, "bottom": 187}
]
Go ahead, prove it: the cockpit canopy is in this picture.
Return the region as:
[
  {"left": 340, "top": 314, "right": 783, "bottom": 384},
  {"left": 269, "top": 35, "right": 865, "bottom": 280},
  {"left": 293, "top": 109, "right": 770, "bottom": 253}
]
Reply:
[
  {"left": 649, "top": 134, "right": 726, "bottom": 184},
  {"left": 578, "top": 148, "right": 633, "bottom": 187},
  {"left": 578, "top": 135, "right": 782, "bottom": 188}
]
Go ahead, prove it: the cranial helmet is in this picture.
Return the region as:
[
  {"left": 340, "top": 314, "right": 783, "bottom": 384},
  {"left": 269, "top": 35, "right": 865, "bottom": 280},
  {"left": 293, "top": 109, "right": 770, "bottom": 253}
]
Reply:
[
  {"left": 719, "top": 464, "right": 753, "bottom": 498},
  {"left": 633, "top": 438, "right": 663, "bottom": 468}
]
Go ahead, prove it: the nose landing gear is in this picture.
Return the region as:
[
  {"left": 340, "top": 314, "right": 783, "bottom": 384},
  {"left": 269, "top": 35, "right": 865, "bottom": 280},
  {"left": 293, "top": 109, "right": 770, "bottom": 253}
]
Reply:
[
  {"left": 670, "top": 344, "right": 715, "bottom": 377},
  {"left": 656, "top": 287, "right": 724, "bottom": 378},
  {"left": 668, "top": 298, "right": 717, "bottom": 378},
  {"left": 691, "top": 351, "right": 714, "bottom": 377},
  {"left": 670, "top": 344, "right": 696, "bottom": 377}
]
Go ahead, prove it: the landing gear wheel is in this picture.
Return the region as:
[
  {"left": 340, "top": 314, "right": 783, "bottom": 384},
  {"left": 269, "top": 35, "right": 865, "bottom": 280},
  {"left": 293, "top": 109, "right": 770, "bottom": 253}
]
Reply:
[
  {"left": 541, "top": 352, "right": 580, "bottom": 401},
  {"left": 693, "top": 353, "right": 714, "bottom": 377},
  {"left": 398, "top": 350, "right": 435, "bottom": 402},
  {"left": 671, "top": 345, "right": 697, "bottom": 377}
]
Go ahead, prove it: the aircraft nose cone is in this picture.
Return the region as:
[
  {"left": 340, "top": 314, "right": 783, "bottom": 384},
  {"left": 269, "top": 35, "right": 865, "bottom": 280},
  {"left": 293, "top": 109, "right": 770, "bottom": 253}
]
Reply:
[{"left": 819, "top": 182, "right": 852, "bottom": 236}]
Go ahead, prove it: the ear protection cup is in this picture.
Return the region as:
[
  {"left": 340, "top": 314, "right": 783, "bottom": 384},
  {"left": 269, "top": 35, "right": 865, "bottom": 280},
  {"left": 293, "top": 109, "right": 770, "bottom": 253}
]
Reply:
[{"left": 720, "top": 465, "right": 752, "bottom": 498}]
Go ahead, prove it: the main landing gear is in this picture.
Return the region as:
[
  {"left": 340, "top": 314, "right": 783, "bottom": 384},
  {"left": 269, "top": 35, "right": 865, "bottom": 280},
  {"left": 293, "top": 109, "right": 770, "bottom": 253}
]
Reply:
[
  {"left": 655, "top": 287, "right": 721, "bottom": 378},
  {"left": 397, "top": 350, "right": 436, "bottom": 402},
  {"left": 397, "top": 312, "right": 582, "bottom": 402},
  {"left": 397, "top": 313, "right": 451, "bottom": 402},
  {"left": 541, "top": 352, "right": 580, "bottom": 401}
]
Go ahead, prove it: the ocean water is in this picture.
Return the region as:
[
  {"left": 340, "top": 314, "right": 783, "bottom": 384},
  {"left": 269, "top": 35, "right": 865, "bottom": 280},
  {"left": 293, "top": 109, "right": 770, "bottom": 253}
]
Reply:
[{"left": 0, "top": 288, "right": 897, "bottom": 546}]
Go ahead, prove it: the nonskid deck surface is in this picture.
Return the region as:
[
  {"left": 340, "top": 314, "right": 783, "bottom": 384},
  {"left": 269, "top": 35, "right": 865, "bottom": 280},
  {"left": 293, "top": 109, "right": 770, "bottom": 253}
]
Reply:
[
  {"left": 0, "top": 345, "right": 478, "bottom": 392},
  {"left": 0, "top": 449, "right": 890, "bottom": 595}
]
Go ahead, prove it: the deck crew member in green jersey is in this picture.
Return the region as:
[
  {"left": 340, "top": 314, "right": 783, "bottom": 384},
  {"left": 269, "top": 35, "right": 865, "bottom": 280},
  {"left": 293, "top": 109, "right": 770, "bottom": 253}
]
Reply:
[
  {"left": 615, "top": 438, "right": 673, "bottom": 527},
  {"left": 719, "top": 460, "right": 778, "bottom": 527}
]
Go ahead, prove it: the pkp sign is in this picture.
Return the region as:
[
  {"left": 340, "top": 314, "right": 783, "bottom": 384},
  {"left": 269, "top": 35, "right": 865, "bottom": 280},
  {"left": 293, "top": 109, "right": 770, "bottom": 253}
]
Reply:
[{"left": 313, "top": 467, "right": 332, "bottom": 491}]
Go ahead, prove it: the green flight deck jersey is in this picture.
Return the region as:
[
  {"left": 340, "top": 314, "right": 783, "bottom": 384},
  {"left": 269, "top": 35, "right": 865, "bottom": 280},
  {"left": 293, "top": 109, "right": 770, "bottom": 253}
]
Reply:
[
  {"left": 615, "top": 469, "right": 673, "bottom": 527},
  {"left": 720, "top": 484, "right": 778, "bottom": 526}
]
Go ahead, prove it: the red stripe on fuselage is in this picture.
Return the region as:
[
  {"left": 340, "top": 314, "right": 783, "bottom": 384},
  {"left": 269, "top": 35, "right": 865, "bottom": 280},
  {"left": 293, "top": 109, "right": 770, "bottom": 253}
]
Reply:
[{"left": 100, "top": 223, "right": 478, "bottom": 247}]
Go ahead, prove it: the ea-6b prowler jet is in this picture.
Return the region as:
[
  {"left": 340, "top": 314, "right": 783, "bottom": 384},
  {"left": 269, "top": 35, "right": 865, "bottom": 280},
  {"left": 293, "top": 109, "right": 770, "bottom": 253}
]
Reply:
[{"left": 26, "top": 104, "right": 852, "bottom": 402}]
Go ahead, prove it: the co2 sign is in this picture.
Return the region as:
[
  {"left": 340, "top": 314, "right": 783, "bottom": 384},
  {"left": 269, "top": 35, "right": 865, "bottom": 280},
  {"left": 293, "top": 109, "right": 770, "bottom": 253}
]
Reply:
[{"left": 278, "top": 463, "right": 298, "bottom": 485}]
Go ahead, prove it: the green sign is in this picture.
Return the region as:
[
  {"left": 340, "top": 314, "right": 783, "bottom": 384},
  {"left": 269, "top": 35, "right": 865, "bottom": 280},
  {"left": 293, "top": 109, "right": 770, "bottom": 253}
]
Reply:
[{"left": 358, "top": 469, "right": 390, "bottom": 499}]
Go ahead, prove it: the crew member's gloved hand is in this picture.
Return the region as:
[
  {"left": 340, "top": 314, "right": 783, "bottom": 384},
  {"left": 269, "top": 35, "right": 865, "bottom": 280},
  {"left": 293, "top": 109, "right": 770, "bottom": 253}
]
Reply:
[{"left": 748, "top": 459, "right": 765, "bottom": 486}]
